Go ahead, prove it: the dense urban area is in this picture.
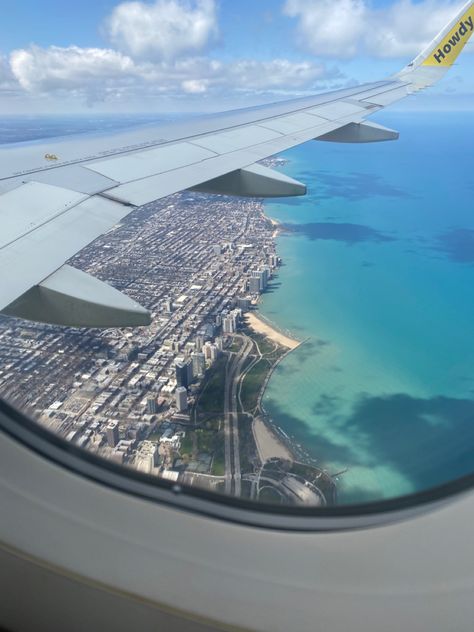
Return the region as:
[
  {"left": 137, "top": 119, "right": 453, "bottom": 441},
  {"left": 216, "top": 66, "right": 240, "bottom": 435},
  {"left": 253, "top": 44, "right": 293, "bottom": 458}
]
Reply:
[{"left": 0, "top": 161, "right": 337, "bottom": 506}]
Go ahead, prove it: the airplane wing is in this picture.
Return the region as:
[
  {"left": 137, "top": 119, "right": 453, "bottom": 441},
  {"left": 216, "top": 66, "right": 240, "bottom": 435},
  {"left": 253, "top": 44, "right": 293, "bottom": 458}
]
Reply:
[{"left": 0, "top": 0, "right": 472, "bottom": 328}]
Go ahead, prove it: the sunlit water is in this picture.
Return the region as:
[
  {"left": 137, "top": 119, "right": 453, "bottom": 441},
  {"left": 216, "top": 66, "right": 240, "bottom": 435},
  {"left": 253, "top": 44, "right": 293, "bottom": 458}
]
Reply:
[{"left": 260, "top": 112, "right": 474, "bottom": 504}]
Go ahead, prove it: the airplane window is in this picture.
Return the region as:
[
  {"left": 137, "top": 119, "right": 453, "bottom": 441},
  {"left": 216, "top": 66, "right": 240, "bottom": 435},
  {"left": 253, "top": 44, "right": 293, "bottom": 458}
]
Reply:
[
  {"left": 0, "top": 0, "right": 473, "bottom": 519},
  {"left": 1, "top": 109, "right": 473, "bottom": 515}
]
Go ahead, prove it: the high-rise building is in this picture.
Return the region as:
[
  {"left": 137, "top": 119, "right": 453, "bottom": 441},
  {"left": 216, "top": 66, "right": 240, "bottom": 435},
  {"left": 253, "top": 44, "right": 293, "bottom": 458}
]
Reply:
[
  {"left": 215, "top": 337, "right": 224, "bottom": 351},
  {"left": 250, "top": 269, "right": 269, "bottom": 293},
  {"left": 192, "top": 352, "right": 206, "bottom": 378},
  {"left": 209, "top": 345, "right": 219, "bottom": 362},
  {"left": 237, "top": 297, "right": 251, "bottom": 312},
  {"left": 146, "top": 398, "right": 158, "bottom": 415},
  {"left": 195, "top": 335, "right": 204, "bottom": 352},
  {"left": 269, "top": 254, "right": 279, "bottom": 268},
  {"left": 222, "top": 315, "right": 236, "bottom": 334},
  {"left": 106, "top": 420, "right": 119, "bottom": 447},
  {"left": 175, "top": 360, "right": 193, "bottom": 388},
  {"left": 176, "top": 387, "right": 188, "bottom": 412},
  {"left": 249, "top": 276, "right": 261, "bottom": 295},
  {"left": 135, "top": 441, "right": 160, "bottom": 473}
]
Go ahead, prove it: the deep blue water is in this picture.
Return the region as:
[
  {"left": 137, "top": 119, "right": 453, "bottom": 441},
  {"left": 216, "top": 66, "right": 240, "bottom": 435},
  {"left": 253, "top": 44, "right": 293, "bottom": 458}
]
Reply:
[{"left": 261, "top": 112, "right": 474, "bottom": 504}]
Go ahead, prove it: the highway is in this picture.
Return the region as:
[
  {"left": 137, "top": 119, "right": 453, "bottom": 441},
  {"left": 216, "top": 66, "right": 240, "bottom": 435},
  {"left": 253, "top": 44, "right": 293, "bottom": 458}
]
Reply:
[{"left": 223, "top": 335, "right": 253, "bottom": 496}]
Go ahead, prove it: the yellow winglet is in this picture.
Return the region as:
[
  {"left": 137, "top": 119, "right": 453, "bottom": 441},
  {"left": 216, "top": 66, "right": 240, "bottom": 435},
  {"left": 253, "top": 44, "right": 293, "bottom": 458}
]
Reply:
[{"left": 422, "top": 2, "right": 474, "bottom": 67}]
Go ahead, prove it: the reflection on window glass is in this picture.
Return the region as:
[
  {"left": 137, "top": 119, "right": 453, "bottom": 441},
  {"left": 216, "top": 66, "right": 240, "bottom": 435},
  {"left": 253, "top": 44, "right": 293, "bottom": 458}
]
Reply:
[{"left": 0, "top": 113, "right": 473, "bottom": 509}]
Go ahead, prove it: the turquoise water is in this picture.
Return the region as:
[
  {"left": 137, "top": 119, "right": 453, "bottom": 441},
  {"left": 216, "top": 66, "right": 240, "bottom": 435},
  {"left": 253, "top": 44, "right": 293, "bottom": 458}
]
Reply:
[{"left": 261, "top": 112, "right": 474, "bottom": 505}]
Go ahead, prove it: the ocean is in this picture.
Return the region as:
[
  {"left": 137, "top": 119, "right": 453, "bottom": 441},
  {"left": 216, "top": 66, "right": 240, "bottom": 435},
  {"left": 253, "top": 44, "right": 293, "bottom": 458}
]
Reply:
[
  {"left": 261, "top": 111, "right": 474, "bottom": 505},
  {"left": 2, "top": 111, "right": 473, "bottom": 506}
]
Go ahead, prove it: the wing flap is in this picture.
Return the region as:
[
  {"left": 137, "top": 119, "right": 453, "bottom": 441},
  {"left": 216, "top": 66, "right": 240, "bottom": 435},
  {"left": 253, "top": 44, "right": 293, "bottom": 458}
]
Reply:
[
  {"left": 2, "top": 264, "right": 150, "bottom": 328},
  {"left": 0, "top": 195, "right": 129, "bottom": 312},
  {"left": 1, "top": 182, "right": 88, "bottom": 247},
  {"left": 103, "top": 119, "right": 342, "bottom": 206},
  {"left": 191, "top": 164, "right": 306, "bottom": 198}
]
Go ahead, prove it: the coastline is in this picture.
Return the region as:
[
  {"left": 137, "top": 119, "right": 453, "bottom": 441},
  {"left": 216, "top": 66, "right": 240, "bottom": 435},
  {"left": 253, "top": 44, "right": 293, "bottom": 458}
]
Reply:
[
  {"left": 268, "top": 216, "right": 281, "bottom": 239},
  {"left": 247, "top": 209, "right": 303, "bottom": 463},
  {"left": 246, "top": 312, "right": 300, "bottom": 350},
  {"left": 253, "top": 417, "right": 293, "bottom": 462}
]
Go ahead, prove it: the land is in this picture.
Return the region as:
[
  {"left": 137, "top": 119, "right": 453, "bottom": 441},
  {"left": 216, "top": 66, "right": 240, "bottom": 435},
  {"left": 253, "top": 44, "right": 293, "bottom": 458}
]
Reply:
[
  {"left": 246, "top": 312, "right": 300, "bottom": 350},
  {"left": 0, "top": 157, "right": 338, "bottom": 506},
  {"left": 253, "top": 417, "right": 292, "bottom": 462}
]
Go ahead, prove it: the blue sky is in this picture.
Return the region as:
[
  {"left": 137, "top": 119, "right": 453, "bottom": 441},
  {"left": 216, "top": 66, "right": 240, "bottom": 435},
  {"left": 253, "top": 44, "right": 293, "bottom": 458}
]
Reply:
[{"left": 0, "top": 0, "right": 472, "bottom": 114}]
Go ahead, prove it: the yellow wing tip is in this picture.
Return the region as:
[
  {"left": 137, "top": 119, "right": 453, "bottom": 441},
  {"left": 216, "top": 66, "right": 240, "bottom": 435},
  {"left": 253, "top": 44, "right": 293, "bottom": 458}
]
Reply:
[{"left": 422, "top": 6, "right": 474, "bottom": 67}]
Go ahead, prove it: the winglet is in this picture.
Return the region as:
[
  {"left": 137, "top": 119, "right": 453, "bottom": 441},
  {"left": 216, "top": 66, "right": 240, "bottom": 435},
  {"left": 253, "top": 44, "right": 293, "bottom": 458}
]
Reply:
[{"left": 397, "top": 1, "right": 473, "bottom": 88}]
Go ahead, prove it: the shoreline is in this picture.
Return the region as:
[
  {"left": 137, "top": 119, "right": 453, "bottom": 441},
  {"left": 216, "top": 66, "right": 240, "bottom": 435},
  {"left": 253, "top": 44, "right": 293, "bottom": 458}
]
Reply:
[
  {"left": 247, "top": 208, "right": 303, "bottom": 463},
  {"left": 268, "top": 216, "right": 281, "bottom": 238},
  {"left": 253, "top": 417, "right": 293, "bottom": 462},
  {"left": 246, "top": 312, "right": 300, "bottom": 350}
]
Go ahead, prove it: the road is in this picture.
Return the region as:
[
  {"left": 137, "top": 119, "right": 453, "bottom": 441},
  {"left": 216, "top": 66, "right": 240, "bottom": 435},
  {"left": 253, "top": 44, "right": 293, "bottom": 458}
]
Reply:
[{"left": 223, "top": 335, "right": 253, "bottom": 496}]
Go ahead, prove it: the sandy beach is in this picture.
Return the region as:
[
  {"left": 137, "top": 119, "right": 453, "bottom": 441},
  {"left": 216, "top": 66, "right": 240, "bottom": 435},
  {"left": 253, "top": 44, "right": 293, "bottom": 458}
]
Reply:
[
  {"left": 267, "top": 216, "right": 281, "bottom": 238},
  {"left": 246, "top": 312, "right": 300, "bottom": 350},
  {"left": 253, "top": 417, "right": 293, "bottom": 462}
]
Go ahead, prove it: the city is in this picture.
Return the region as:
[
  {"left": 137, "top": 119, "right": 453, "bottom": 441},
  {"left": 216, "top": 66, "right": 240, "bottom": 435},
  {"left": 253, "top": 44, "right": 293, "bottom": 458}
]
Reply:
[{"left": 0, "top": 161, "right": 336, "bottom": 506}]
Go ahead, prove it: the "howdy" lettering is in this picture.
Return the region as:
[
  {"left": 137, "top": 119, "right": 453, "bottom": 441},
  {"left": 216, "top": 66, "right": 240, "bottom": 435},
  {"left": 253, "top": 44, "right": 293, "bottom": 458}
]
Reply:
[{"left": 434, "top": 17, "right": 474, "bottom": 64}]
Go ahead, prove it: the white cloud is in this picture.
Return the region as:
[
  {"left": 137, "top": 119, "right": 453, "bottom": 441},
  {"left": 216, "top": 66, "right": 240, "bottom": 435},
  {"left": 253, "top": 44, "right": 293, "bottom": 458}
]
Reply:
[
  {"left": 283, "top": 0, "right": 467, "bottom": 59},
  {"left": 105, "top": 0, "right": 218, "bottom": 61},
  {"left": 10, "top": 45, "right": 139, "bottom": 97},
  {"left": 181, "top": 78, "right": 209, "bottom": 93},
  {"left": 7, "top": 43, "right": 340, "bottom": 105},
  {"left": 0, "top": 55, "right": 18, "bottom": 91},
  {"left": 225, "top": 59, "right": 336, "bottom": 90},
  {"left": 284, "top": 0, "right": 367, "bottom": 58},
  {"left": 370, "top": 1, "right": 467, "bottom": 58}
]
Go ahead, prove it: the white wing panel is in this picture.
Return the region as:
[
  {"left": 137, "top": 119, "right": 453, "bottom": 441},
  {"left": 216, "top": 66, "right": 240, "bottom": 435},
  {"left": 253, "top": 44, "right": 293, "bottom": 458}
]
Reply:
[
  {"left": 191, "top": 125, "right": 281, "bottom": 154},
  {"left": 258, "top": 112, "right": 328, "bottom": 134},
  {"left": 308, "top": 101, "right": 368, "bottom": 120},
  {"left": 106, "top": 119, "right": 342, "bottom": 206},
  {"left": 0, "top": 196, "right": 128, "bottom": 312},
  {"left": 361, "top": 85, "right": 409, "bottom": 106},
  {"left": 86, "top": 142, "right": 216, "bottom": 182},
  {"left": 22, "top": 165, "right": 119, "bottom": 196},
  {"left": 0, "top": 182, "right": 87, "bottom": 247}
]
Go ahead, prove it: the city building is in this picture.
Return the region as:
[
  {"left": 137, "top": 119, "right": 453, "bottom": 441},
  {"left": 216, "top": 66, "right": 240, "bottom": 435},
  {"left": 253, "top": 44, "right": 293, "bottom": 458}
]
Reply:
[
  {"left": 223, "top": 315, "right": 236, "bottom": 334},
  {"left": 175, "top": 360, "right": 193, "bottom": 389},
  {"left": 237, "top": 297, "right": 251, "bottom": 312},
  {"left": 135, "top": 441, "right": 160, "bottom": 473},
  {"left": 106, "top": 420, "right": 119, "bottom": 447},
  {"left": 195, "top": 335, "right": 204, "bottom": 352},
  {"left": 269, "top": 254, "right": 279, "bottom": 268},
  {"left": 175, "top": 387, "right": 188, "bottom": 412},
  {"left": 191, "top": 352, "right": 206, "bottom": 378},
  {"left": 146, "top": 397, "right": 159, "bottom": 415},
  {"left": 248, "top": 276, "right": 261, "bottom": 295}
]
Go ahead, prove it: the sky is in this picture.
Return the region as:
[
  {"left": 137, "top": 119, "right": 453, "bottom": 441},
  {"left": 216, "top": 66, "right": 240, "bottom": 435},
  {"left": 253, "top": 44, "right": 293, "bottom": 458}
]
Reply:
[{"left": 0, "top": 0, "right": 472, "bottom": 114}]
